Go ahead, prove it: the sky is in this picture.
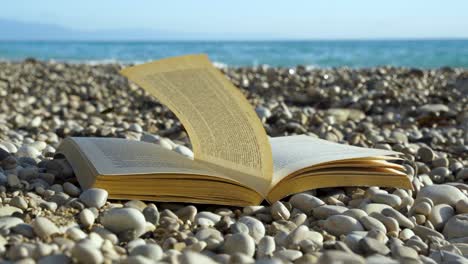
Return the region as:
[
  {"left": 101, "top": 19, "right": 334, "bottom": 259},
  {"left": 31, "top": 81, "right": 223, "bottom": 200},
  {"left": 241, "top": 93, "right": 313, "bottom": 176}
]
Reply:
[{"left": 1, "top": 0, "right": 468, "bottom": 40}]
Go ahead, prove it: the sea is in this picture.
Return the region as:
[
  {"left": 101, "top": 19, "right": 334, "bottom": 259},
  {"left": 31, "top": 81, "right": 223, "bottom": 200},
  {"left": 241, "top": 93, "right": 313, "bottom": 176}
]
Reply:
[{"left": 1, "top": 39, "right": 468, "bottom": 68}]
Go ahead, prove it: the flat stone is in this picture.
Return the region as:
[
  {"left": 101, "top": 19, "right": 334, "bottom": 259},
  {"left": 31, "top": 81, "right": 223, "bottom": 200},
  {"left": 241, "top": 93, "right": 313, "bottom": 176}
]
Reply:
[{"left": 0, "top": 205, "right": 23, "bottom": 217}]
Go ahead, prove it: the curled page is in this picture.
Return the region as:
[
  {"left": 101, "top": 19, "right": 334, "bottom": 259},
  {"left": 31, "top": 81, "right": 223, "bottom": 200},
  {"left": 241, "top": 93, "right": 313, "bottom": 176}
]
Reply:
[{"left": 120, "top": 55, "right": 273, "bottom": 195}]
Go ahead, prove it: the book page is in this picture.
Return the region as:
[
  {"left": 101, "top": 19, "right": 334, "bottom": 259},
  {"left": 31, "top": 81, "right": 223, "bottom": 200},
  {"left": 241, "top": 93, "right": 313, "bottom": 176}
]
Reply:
[
  {"left": 270, "top": 135, "right": 400, "bottom": 187},
  {"left": 65, "top": 137, "right": 222, "bottom": 177},
  {"left": 120, "top": 55, "right": 273, "bottom": 195}
]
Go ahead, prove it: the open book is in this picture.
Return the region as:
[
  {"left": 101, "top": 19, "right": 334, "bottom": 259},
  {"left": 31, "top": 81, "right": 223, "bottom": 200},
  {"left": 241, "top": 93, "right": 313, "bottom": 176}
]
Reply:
[{"left": 56, "top": 55, "right": 411, "bottom": 206}]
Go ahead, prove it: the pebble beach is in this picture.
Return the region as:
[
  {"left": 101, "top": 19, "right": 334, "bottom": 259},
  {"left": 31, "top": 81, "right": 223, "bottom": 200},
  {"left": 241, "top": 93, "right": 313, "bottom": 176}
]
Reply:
[{"left": 0, "top": 59, "right": 467, "bottom": 263}]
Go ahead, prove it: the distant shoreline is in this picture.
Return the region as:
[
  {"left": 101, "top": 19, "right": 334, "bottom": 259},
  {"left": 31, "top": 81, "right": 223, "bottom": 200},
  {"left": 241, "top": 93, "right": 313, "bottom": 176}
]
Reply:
[{"left": 1, "top": 39, "right": 468, "bottom": 68}]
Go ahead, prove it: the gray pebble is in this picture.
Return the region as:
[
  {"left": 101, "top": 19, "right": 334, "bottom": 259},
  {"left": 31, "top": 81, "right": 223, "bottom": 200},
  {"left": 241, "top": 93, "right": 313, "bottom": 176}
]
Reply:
[
  {"left": 10, "top": 196, "right": 28, "bottom": 210},
  {"left": 79, "top": 188, "right": 108, "bottom": 208},
  {"left": 71, "top": 241, "right": 104, "bottom": 264},
  {"left": 271, "top": 201, "right": 290, "bottom": 220},
  {"left": 32, "top": 217, "right": 60, "bottom": 240},
  {"left": 416, "top": 184, "right": 466, "bottom": 206},
  {"left": 359, "top": 237, "right": 390, "bottom": 255},
  {"left": 289, "top": 193, "right": 324, "bottom": 213},
  {"left": 238, "top": 216, "right": 265, "bottom": 242},
  {"left": 79, "top": 208, "right": 95, "bottom": 228},
  {"left": 63, "top": 182, "right": 81, "bottom": 197},
  {"left": 443, "top": 214, "right": 468, "bottom": 239},
  {"left": 428, "top": 204, "right": 454, "bottom": 231},
  {"left": 101, "top": 208, "right": 146, "bottom": 241},
  {"left": 129, "top": 244, "right": 163, "bottom": 261},
  {"left": 223, "top": 233, "right": 255, "bottom": 257},
  {"left": 324, "top": 215, "right": 365, "bottom": 236}
]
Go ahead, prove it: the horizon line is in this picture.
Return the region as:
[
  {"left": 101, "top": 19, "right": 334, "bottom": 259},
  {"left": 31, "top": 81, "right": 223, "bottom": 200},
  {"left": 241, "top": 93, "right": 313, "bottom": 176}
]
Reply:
[{"left": 1, "top": 37, "right": 468, "bottom": 42}]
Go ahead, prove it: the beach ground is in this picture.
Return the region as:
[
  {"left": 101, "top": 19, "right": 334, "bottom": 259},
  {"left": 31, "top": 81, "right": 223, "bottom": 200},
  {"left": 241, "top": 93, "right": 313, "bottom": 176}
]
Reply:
[{"left": 0, "top": 59, "right": 467, "bottom": 263}]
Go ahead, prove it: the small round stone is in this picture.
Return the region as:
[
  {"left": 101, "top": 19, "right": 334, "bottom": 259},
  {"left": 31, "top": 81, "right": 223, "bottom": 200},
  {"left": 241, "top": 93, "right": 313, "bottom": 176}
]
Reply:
[
  {"left": 79, "top": 208, "right": 96, "bottom": 228},
  {"left": 101, "top": 208, "right": 146, "bottom": 241},
  {"left": 223, "top": 233, "right": 255, "bottom": 257},
  {"left": 71, "top": 242, "right": 104, "bottom": 264},
  {"left": 130, "top": 244, "right": 163, "bottom": 261},
  {"left": 418, "top": 146, "right": 434, "bottom": 162},
  {"left": 32, "top": 217, "right": 60, "bottom": 240},
  {"left": 238, "top": 216, "right": 265, "bottom": 242},
  {"left": 443, "top": 214, "right": 468, "bottom": 239},
  {"left": 324, "top": 215, "right": 365, "bottom": 236},
  {"left": 79, "top": 188, "right": 108, "bottom": 208}
]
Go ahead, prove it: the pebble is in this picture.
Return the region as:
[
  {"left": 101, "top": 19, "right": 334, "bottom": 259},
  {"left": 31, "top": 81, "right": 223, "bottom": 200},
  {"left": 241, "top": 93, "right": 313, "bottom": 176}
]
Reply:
[
  {"left": 416, "top": 184, "right": 466, "bottom": 206},
  {"left": 412, "top": 225, "right": 444, "bottom": 240},
  {"left": 317, "top": 250, "right": 365, "bottom": 264},
  {"left": 10, "top": 196, "right": 28, "bottom": 210},
  {"left": 32, "top": 217, "right": 60, "bottom": 240},
  {"left": 223, "top": 233, "right": 255, "bottom": 257},
  {"left": 289, "top": 193, "right": 324, "bottom": 213},
  {"left": 371, "top": 193, "right": 402, "bottom": 208},
  {"left": 142, "top": 204, "right": 160, "bottom": 226},
  {"left": 0, "top": 216, "right": 23, "bottom": 230},
  {"left": 359, "top": 215, "right": 387, "bottom": 232},
  {"left": 100, "top": 208, "right": 146, "bottom": 241},
  {"left": 63, "top": 182, "right": 81, "bottom": 197},
  {"left": 443, "top": 214, "right": 468, "bottom": 239},
  {"left": 129, "top": 244, "right": 163, "bottom": 261},
  {"left": 324, "top": 215, "right": 365, "bottom": 236},
  {"left": 428, "top": 203, "right": 454, "bottom": 230},
  {"left": 456, "top": 200, "right": 468, "bottom": 214},
  {"left": 79, "top": 188, "right": 108, "bottom": 208},
  {"left": 257, "top": 236, "right": 275, "bottom": 258},
  {"left": 313, "top": 205, "right": 348, "bottom": 219},
  {"left": 174, "top": 145, "right": 194, "bottom": 159},
  {"left": 270, "top": 201, "right": 290, "bottom": 220},
  {"left": 286, "top": 225, "right": 323, "bottom": 247},
  {"left": 238, "top": 216, "right": 265, "bottom": 242},
  {"left": 418, "top": 146, "right": 435, "bottom": 162},
  {"left": 71, "top": 241, "right": 104, "bottom": 264},
  {"left": 382, "top": 208, "right": 414, "bottom": 228},
  {"left": 79, "top": 208, "right": 95, "bottom": 228},
  {"left": 359, "top": 237, "right": 390, "bottom": 255}
]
